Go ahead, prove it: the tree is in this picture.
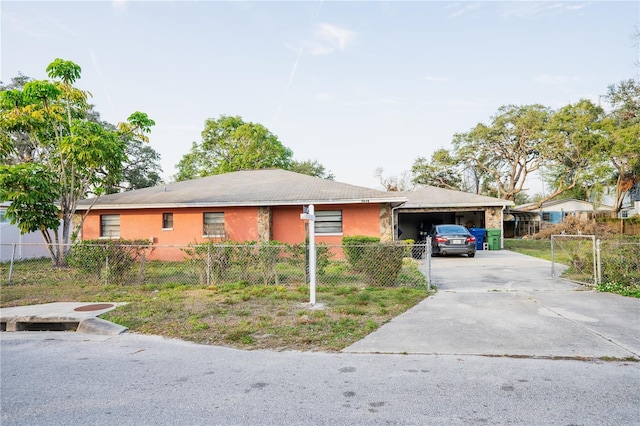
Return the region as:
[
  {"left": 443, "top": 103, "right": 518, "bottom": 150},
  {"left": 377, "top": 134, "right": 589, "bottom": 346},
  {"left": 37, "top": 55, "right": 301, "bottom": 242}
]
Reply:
[
  {"left": 1, "top": 73, "right": 162, "bottom": 193},
  {"left": 105, "top": 134, "right": 163, "bottom": 193},
  {"left": 601, "top": 79, "right": 640, "bottom": 215},
  {"left": 290, "top": 159, "right": 335, "bottom": 180},
  {"left": 540, "top": 99, "right": 607, "bottom": 206},
  {"left": 411, "top": 148, "right": 463, "bottom": 190},
  {"left": 0, "top": 59, "right": 154, "bottom": 266},
  {"left": 452, "top": 104, "right": 550, "bottom": 201},
  {"left": 175, "top": 115, "right": 293, "bottom": 181},
  {"left": 374, "top": 167, "right": 413, "bottom": 192}
]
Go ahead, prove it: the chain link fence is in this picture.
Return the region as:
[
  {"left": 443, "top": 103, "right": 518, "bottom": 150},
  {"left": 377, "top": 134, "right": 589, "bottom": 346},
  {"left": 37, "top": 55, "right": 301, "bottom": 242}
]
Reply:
[
  {"left": 551, "top": 235, "right": 640, "bottom": 288},
  {"left": 551, "top": 234, "right": 598, "bottom": 285},
  {"left": 1, "top": 241, "right": 432, "bottom": 289}
]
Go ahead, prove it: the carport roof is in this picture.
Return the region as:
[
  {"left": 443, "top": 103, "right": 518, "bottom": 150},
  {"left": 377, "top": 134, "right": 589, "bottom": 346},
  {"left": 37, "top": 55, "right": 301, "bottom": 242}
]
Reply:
[
  {"left": 398, "top": 186, "right": 514, "bottom": 209},
  {"left": 77, "top": 169, "right": 407, "bottom": 209}
]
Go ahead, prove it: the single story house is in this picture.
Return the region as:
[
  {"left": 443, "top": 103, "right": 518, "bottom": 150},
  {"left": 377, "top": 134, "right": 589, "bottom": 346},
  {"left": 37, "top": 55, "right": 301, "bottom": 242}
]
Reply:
[
  {"left": 507, "top": 198, "right": 613, "bottom": 237},
  {"left": 76, "top": 170, "right": 407, "bottom": 259},
  {"left": 76, "top": 169, "right": 515, "bottom": 258}
]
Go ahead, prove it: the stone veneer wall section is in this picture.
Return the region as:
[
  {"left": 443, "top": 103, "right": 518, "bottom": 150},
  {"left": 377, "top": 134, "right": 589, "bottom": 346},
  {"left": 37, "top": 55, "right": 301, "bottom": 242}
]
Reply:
[
  {"left": 484, "top": 207, "right": 503, "bottom": 230},
  {"left": 258, "top": 207, "right": 272, "bottom": 242},
  {"left": 379, "top": 203, "right": 392, "bottom": 242}
]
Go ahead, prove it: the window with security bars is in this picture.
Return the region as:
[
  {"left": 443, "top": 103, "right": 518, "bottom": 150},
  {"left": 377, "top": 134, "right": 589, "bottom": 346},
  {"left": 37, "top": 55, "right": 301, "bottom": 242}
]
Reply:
[
  {"left": 203, "top": 212, "right": 225, "bottom": 238},
  {"left": 100, "top": 214, "right": 120, "bottom": 238},
  {"left": 162, "top": 213, "right": 174, "bottom": 229},
  {"left": 315, "top": 210, "right": 342, "bottom": 234}
]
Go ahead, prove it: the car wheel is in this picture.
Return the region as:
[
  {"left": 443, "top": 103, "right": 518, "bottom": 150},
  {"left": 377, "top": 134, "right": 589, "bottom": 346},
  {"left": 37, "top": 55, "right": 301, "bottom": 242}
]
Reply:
[{"left": 468, "top": 253, "right": 475, "bottom": 258}]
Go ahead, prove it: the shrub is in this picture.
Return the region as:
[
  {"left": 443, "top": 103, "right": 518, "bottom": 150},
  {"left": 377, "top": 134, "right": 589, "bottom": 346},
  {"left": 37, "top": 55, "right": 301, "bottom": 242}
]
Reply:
[
  {"left": 67, "top": 239, "right": 151, "bottom": 284},
  {"left": 342, "top": 236, "right": 411, "bottom": 286},
  {"left": 599, "top": 236, "right": 640, "bottom": 295},
  {"left": 342, "top": 236, "right": 380, "bottom": 272},
  {"left": 286, "top": 241, "right": 332, "bottom": 277},
  {"left": 363, "top": 242, "right": 410, "bottom": 286},
  {"left": 182, "top": 241, "right": 237, "bottom": 285}
]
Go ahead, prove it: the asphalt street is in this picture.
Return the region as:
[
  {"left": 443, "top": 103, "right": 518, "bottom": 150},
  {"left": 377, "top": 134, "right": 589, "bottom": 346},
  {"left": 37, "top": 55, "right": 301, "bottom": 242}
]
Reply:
[{"left": 2, "top": 250, "right": 639, "bottom": 425}]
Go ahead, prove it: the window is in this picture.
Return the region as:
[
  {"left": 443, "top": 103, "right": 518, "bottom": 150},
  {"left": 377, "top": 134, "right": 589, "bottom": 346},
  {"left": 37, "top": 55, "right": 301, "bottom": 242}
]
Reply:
[
  {"left": 162, "top": 213, "right": 174, "bottom": 229},
  {"left": 0, "top": 211, "right": 7, "bottom": 223},
  {"left": 203, "top": 212, "right": 225, "bottom": 238},
  {"left": 315, "top": 210, "right": 342, "bottom": 234},
  {"left": 541, "top": 212, "right": 551, "bottom": 222},
  {"left": 100, "top": 214, "right": 120, "bottom": 238}
]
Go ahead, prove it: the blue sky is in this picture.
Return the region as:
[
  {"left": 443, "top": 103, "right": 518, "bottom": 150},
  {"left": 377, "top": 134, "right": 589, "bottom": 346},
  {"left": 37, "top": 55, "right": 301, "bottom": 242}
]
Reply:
[{"left": 2, "top": 1, "right": 638, "bottom": 193}]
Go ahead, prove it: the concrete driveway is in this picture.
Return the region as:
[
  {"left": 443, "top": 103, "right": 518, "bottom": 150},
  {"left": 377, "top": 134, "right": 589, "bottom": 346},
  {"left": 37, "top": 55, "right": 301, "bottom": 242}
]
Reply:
[{"left": 344, "top": 250, "right": 640, "bottom": 360}]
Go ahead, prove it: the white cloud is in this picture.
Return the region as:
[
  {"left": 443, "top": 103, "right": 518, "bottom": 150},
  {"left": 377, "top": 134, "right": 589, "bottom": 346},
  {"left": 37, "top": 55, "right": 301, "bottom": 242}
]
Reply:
[
  {"left": 501, "top": 2, "right": 588, "bottom": 18},
  {"left": 307, "top": 23, "right": 355, "bottom": 56},
  {"left": 315, "top": 93, "right": 333, "bottom": 102},
  {"left": 112, "top": 0, "right": 128, "bottom": 15},
  {"left": 446, "top": 2, "right": 482, "bottom": 18},
  {"left": 424, "top": 75, "right": 450, "bottom": 83},
  {"left": 359, "top": 97, "right": 403, "bottom": 106}
]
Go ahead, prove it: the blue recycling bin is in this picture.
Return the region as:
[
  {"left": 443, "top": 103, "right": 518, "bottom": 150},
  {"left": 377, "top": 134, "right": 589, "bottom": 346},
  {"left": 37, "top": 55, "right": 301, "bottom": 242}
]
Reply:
[{"left": 468, "top": 228, "right": 486, "bottom": 250}]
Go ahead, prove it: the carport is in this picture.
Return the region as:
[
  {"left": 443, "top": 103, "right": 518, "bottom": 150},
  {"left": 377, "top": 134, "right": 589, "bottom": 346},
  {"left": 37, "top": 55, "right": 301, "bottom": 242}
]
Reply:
[{"left": 393, "top": 186, "right": 513, "bottom": 246}]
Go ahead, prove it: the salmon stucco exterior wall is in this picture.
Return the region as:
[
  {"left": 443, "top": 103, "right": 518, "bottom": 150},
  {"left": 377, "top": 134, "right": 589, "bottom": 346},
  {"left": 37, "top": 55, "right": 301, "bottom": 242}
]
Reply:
[
  {"left": 270, "top": 204, "right": 383, "bottom": 245},
  {"left": 81, "top": 203, "right": 388, "bottom": 260},
  {"left": 82, "top": 207, "right": 260, "bottom": 245}
]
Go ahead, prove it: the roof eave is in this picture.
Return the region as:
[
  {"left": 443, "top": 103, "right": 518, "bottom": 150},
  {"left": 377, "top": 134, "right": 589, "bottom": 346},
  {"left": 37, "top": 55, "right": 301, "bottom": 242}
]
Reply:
[{"left": 76, "top": 197, "right": 407, "bottom": 210}]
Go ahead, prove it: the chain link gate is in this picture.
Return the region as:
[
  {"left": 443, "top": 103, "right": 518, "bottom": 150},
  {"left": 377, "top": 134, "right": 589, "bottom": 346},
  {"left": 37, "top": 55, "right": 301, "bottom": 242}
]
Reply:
[{"left": 551, "top": 234, "right": 598, "bottom": 286}]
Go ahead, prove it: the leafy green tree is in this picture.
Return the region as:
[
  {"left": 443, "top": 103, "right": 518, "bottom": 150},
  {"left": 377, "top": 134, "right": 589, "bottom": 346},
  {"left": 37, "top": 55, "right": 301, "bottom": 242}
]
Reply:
[
  {"left": 601, "top": 79, "right": 640, "bottom": 215},
  {"left": 104, "top": 135, "right": 163, "bottom": 193},
  {"left": 175, "top": 115, "right": 293, "bottom": 181},
  {"left": 1, "top": 74, "right": 162, "bottom": 192},
  {"left": 452, "top": 104, "right": 550, "bottom": 201},
  {"left": 540, "top": 99, "right": 607, "bottom": 206},
  {"left": 290, "top": 159, "right": 335, "bottom": 180},
  {"left": 411, "top": 148, "right": 463, "bottom": 190},
  {"left": 0, "top": 59, "right": 154, "bottom": 266}
]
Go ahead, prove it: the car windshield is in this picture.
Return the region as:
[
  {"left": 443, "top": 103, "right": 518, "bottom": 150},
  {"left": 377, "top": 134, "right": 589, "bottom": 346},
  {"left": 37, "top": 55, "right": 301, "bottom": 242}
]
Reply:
[{"left": 438, "top": 225, "right": 467, "bottom": 234}]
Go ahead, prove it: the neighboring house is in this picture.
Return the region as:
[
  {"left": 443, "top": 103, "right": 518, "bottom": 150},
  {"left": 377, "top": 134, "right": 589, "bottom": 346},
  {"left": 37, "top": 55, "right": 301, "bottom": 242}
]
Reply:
[
  {"left": 394, "top": 187, "right": 514, "bottom": 246},
  {"left": 508, "top": 198, "right": 613, "bottom": 237},
  {"left": 620, "top": 184, "right": 640, "bottom": 218},
  {"left": 0, "top": 203, "right": 51, "bottom": 262},
  {"left": 76, "top": 170, "right": 407, "bottom": 260},
  {"left": 520, "top": 199, "right": 612, "bottom": 224},
  {"left": 76, "top": 169, "right": 515, "bottom": 258},
  {"left": 620, "top": 201, "right": 640, "bottom": 219}
]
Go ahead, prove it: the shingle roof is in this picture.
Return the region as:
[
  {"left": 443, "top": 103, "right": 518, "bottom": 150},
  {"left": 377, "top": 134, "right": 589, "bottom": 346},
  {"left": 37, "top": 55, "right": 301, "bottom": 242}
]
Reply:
[
  {"left": 398, "top": 186, "right": 513, "bottom": 208},
  {"left": 78, "top": 169, "right": 406, "bottom": 210}
]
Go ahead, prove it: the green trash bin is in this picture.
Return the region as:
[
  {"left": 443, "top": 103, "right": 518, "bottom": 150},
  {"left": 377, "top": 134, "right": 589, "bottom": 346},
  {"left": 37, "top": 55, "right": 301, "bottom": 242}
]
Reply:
[{"left": 487, "top": 229, "right": 501, "bottom": 250}]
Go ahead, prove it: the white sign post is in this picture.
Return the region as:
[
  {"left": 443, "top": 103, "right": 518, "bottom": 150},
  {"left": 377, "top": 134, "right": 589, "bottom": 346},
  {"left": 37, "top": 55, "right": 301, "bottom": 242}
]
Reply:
[{"left": 300, "top": 205, "right": 316, "bottom": 305}]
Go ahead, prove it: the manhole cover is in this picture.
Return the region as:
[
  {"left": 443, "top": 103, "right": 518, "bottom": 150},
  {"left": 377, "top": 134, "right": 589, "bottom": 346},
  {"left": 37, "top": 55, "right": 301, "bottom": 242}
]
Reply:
[{"left": 74, "top": 303, "right": 115, "bottom": 312}]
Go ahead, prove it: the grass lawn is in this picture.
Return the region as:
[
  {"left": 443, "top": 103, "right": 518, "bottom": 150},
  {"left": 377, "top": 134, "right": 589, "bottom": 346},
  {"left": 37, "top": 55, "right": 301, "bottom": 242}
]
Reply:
[
  {"left": 503, "top": 238, "right": 570, "bottom": 263},
  {"left": 0, "top": 259, "right": 430, "bottom": 351}
]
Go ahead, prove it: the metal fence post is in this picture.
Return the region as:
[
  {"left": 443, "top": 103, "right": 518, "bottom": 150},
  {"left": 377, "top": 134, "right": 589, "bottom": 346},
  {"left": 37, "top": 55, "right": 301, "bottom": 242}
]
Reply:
[
  {"left": 8, "top": 243, "right": 17, "bottom": 285},
  {"left": 206, "top": 244, "right": 211, "bottom": 287},
  {"left": 104, "top": 252, "right": 109, "bottom": 286},
  {"left": 551, "top": 236, "right": 555, "bottom": 277},
  {"left": 591, "top": 235, "right": 597, "bottom": 286},
  {"left": 596, "top": 239, "right": 602, "bottom": 285}
]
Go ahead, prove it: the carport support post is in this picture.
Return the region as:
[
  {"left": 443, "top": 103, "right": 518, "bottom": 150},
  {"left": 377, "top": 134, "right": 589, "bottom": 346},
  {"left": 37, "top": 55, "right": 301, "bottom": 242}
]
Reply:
[{"left": 300, "top": 205, "right": 316, "bottom": 305}]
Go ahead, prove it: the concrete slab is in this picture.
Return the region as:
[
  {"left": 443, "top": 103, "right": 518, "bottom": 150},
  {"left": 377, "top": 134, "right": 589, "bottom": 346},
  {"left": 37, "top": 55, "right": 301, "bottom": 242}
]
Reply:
[
  {"left": 0, "top": 302, "right": 128, "bottom": 335},
  {"left": 344, "top": 251, "right": 640, "bottom": 360}
]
